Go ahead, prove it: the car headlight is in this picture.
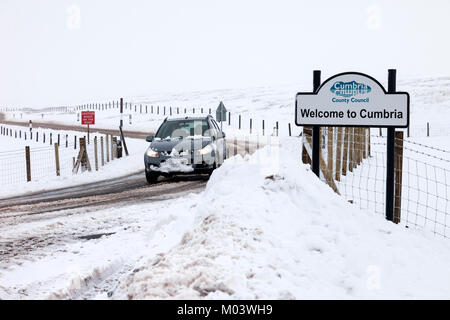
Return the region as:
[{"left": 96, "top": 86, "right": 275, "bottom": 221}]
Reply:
[
  {"left": 146, "top": 149, "right": 159, "bottom": 157},
  {"left": 196, "top": 144, "right": 213, "bottom": 155}
]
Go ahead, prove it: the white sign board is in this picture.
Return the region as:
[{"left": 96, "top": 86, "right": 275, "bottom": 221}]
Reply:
[{"left": 295, "top": 72, "right": 409, "bottom": 127}]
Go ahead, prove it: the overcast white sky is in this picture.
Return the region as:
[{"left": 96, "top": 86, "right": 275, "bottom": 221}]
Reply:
[{"left": 1, "top": 0, "right": 450, "bottom": 107}]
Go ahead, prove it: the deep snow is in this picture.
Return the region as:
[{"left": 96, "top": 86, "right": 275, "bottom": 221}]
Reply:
[{"left": 111, "top": 138, "right": 450, "bottom": 299}]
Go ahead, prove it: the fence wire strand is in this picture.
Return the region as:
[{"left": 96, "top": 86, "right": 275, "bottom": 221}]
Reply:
[{"left": 304, "top": 127, "right": 450, "bottom": 239}]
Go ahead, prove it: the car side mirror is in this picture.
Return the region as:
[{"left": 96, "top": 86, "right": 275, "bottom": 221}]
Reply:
[
  {"left": 221, "top": 131, "right": 226, "bottom": 138},
  {"left": 146, "top": 135, "right": 154, "bottom": 142}
]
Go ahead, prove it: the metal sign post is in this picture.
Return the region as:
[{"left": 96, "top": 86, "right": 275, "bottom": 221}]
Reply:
[
  {"left": 295, "top": 70, "right": 410, "bottom": 223},
  {"left": 216, "top": 101, "right": 227, "bottom": 131},
  {"left": 385, "top": 69, "right": 397, "bottom": 222},
  {"left": 312, "top": 70, "right": 321, "bottom": 177}
]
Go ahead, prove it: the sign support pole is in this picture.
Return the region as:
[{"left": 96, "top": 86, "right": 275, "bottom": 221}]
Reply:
[
  {"left": 385, "top": 69, "right": 397, "bottom": 222},
  {"left": 87, "top": 124, "right": 90, "bottom": 144},
  {"left": 120, "top": 98, "right": 123, "bottom": 128},
  {"left": 312, "top": 70, "right": 321, "bottom": 177}
]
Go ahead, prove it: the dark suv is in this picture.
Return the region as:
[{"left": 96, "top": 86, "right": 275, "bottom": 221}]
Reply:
[{"left": 144, "top": 115, "right": 227, "bottom": 183}]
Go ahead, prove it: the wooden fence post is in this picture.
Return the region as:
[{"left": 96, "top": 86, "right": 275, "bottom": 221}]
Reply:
[
  {"left": 354, "top": 128, "right": 359, "bottom": 166},
  {"left": 362, "top": 128, "right": 367, "bottom": 159},
  {"left": 73, "top": 137, "right": 91, "bottom": 173},
  {"left": 342, "top": 127, "right": 349, "bottom": 176},
  {"left": 327, "top": 127, "right": 333, "bottom": 178},
  {"left": 394, "top": 131, "right": 404, "bottom": 224},
  {"left": 101, "top": 136, "right": 105, "bottom": 166},
  {"left": 427, "top": 122, "right": 430, "bottom": 137},
  {"left": 355, "top": 128, "right": 361, "bottom": 167},
  {"left": 94, "top": 136, "right": 99, "bottom": 171},
  {"left": 110, "top": 135, "right": 117, "bottom": 161},
  {"left": 335, "top": 127, "right": 343, "bottom": 181},
  {"left": 245, "top": 136, "right": 250, "bottom": 155},
  {"left": 302, "top": 126, "right": 312, "bottom": 164},
  {"left": 112, "top": 137, "right": 117, "bottom": 159},
  {"left": 106, "top": 135, "right": 110, "bottom": 162},
  {"left": 54, "top": 143, "right": 60, "bottom": 176},
  {"left": 25, "top": 146, "right": 31, "bottom": 182},
  {"left": 349, "top": 127, "right": 354, "bottom": 172}
]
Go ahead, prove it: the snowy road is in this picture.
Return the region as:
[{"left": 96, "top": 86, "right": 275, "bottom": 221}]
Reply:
[
  {"left": 0, "top": 113, "right": 150, "bottom": 139},
  {"left": 0, "top": 172, "right": 207, "bottom": 258},
  {"left": 0, "top": 172, "right": 207, "bottom": 216},
  {"left": 0, "top": 172, "right": 207, "bottom": 299}
]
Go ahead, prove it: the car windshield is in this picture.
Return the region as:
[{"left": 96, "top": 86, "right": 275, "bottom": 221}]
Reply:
[{"left": 155, "top": 119, "right": 211, "bottom": 139}]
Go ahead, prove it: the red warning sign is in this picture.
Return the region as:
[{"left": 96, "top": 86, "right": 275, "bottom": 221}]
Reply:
[{"left": 81, "top": 111, "right": 95, "bottom": 125}]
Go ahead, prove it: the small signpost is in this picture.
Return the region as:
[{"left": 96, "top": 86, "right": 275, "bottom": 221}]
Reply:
[
  {"left": 295, "top": 70, "right": 410, "bottom": 223},
  {"left": 119, "top": 98, "right": 129, "bottom": 157},
  {"left": 81, "top": 111, "right": 95, "bottom": 144},
  {"left": 216, "top": 101, "right": 227, "bottom": 131}
]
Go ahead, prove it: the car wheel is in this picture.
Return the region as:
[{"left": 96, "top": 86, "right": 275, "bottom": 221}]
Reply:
[
  {"left": 146, "top": 170, "right": 159, "bottom": 184},
  {"left": 208, "top": 161, "right": 217, "bottom": 176}
]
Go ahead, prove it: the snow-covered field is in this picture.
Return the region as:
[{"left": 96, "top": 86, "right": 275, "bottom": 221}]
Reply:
[
  {"left": 3, "top": 76, "right": 450, "bottom": 138},
  {"left": 2, "top": 138, "right": 450, "bottom": 299},
  {"left": 0, "top": 125, "right": 147, "bottom": 199}
]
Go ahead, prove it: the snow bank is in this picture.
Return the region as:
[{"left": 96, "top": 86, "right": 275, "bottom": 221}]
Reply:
[{"left": 113, "top": 137, "right": 450, "bottom": 299}]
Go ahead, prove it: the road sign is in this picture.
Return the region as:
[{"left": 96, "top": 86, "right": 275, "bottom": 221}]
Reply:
[
  {"left": 295, "top": 72, "right": 409, "bottom": 128},
  {"left": 216, "top": 101, "right": 227, "bottom": 122},
  {"left": 81, "top": 111, "right": 95, "bottom": 125}
]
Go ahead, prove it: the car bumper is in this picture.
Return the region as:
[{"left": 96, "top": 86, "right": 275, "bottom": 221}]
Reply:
[{"left": 144, "top": 155, "right": 214, "bottom": 174}]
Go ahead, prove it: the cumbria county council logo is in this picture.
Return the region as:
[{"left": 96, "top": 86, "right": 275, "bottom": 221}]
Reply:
[{"left": 330, "top": 81, "right": 371, "bottom": 98}]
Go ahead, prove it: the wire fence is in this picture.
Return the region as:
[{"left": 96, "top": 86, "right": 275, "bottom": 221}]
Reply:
[
  {"left": 0, "top": 125, "right": 123, "bottom": 187},
  {"left": 303, "top": 127, "right": 450, "bottom": 239}
]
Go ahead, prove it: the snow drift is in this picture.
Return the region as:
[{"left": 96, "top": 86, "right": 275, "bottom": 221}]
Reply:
[{"left": 113, "top": 137, "right": 450, "bottom": 299}]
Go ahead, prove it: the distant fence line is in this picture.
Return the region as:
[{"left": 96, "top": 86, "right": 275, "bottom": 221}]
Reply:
[{"left": 0, "top": 102, "right": 446, "bottom": 138}]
